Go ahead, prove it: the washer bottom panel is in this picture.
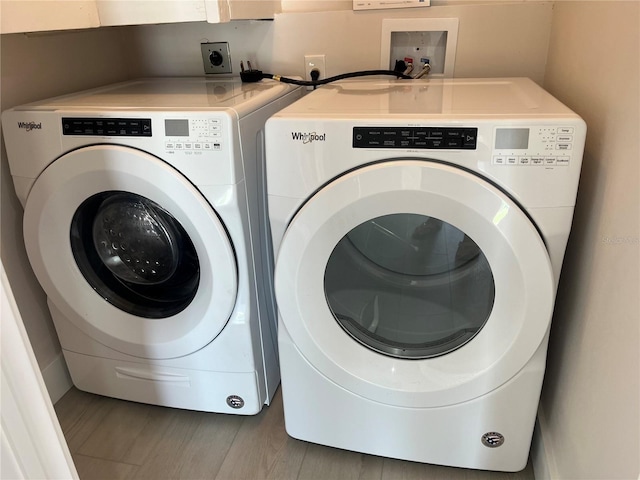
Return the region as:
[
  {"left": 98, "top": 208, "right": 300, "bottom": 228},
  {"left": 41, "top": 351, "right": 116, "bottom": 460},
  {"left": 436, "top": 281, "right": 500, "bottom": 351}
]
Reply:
[
  {"left": 64, "top": 350, "right": 262, "bottom": 415},
  {"left": 278, "top": 327, "right": 546, "bottom": 472}
]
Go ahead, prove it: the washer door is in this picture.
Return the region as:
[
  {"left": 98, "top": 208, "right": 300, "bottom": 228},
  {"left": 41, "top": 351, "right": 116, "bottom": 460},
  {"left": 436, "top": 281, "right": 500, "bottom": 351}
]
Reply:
[
  {"left": 24, "top": 145, "right": 237, "bottom": 359},
  {"left": 275, "top": 160, "right": 554, "bottom": 408}
]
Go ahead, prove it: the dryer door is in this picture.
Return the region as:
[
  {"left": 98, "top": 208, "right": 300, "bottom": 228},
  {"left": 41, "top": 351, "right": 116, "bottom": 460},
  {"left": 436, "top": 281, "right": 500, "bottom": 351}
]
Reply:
[
  {"left": 24, "top": 145, "right": 238, "bottom": 359},
  {"left": 275, "top": 160, "right": 555, "bottom": 408}
]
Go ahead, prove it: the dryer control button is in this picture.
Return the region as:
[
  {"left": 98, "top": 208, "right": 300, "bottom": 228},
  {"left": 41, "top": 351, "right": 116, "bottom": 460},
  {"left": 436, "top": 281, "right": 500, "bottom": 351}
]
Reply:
[{"left": 352, "top": 126, "right": 477, "bottom": 150}]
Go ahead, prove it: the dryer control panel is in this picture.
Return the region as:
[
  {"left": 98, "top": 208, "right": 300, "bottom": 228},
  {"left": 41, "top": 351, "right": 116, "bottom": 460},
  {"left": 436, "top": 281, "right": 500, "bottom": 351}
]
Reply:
[
  {"left": 353, "top": 127, "right": 477, "bottom": 150},
  {"left": 491, "top": 126, "right": 576, "bottom": 167}
]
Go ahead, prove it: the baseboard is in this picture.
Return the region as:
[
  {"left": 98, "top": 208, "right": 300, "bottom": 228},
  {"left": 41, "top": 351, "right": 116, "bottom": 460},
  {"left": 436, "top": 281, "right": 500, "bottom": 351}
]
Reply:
[
  {"left": 531, "top": 408, "right": 558, "bottom": 480},
  {"left": 41, "top": 352, "right": 73, "bottom": 404}
]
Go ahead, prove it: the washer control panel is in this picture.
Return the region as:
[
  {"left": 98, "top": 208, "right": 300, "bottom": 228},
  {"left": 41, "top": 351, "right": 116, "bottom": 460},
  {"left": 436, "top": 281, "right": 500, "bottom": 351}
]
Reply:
[
  {"left": 492, "top": 126, "right": 576, "bottom": 167},
  {"left": 163, "top": 117, "right": 223, "bottom": 153},
  {"left": 353, "top": 127, "right": 478, "bottom": 150},
  {"left": 61, "top": 116, "right": 225, "bottom": 152},
  {"left": 62, "top": 117, "right": 152, "bottom": 136}
]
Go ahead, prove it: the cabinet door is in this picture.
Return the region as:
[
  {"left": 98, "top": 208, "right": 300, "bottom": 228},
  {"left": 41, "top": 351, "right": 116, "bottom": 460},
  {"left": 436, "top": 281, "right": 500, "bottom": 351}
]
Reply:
[
  {"left": 0, "top": 0, "right": 100, "bottom": 34},
  {"left": 0, "top": 0, "right": 280, "bottom": 33},
  {"left": 227, "top": 0, "right": 279, "bottom": 20},
  {"left": 204, "top": 0, "right": 280, "bottom": 22},
  {"left": 96, "top": 0, "right": 207, "bottom": 26}
]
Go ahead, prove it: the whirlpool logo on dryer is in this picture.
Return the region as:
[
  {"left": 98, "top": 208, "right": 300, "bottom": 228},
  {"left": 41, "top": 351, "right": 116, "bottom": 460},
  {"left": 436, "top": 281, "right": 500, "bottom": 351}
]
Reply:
[
  {"left": 18, "top": 121, "right": 42, "bottom": 132},
  {"left": 291, "top": 131, "right": 326, "bottom": 144}
]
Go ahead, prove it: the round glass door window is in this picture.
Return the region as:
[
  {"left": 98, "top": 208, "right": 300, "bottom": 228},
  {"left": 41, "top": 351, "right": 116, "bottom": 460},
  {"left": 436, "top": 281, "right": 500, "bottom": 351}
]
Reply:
[
  {"left": 324, "top": 213, "right": 495, "bottom": 359},
  {"left": 70, "top": 191, "right": 200, "bottom": 318}
]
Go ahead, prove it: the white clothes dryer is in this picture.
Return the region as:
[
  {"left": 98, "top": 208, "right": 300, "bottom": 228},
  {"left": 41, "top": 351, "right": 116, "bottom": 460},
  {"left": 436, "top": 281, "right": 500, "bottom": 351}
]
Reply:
[
  {"left": 2, "top": 77, "right": 301, "bottom": 414},
  {"left": 265, "top": 78, "right": 585, "bottom": 470}
]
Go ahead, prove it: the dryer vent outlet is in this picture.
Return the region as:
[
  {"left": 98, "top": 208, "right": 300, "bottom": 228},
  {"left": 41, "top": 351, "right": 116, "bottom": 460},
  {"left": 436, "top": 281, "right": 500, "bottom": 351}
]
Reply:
[{"left": 201, "top": 42, "right": 232, "bottom": 74}]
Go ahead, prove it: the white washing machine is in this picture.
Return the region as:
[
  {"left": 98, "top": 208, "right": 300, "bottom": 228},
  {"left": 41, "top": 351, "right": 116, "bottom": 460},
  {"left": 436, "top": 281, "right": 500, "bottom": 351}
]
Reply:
[
  {"left": 2, "top": 77, "right": 301, "bottom": 414},
  {"left": 266, "top": 78, "right": 585, "bottom": 470}
]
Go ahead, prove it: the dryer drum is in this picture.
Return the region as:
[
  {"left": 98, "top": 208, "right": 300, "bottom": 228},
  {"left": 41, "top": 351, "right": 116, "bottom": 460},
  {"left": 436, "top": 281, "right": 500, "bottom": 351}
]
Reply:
[
  {"left": 325, "top": 212, "right": 495, "bottom": 359},
  {"left": 70, "top": 191, "right": 200, "bottom": 319}
]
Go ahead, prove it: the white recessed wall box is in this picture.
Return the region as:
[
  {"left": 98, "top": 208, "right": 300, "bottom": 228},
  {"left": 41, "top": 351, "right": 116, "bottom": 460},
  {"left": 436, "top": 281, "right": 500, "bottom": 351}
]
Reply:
[{"left": 381, "top": 18, "right": 459, "bottom": 78}]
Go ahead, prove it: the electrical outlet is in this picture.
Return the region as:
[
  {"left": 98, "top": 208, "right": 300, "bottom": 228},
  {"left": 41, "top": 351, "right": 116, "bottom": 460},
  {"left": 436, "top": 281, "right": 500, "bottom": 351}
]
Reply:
[
  {"left": 201, "top": 42, "right": 232, "bottom": 74},
  {"left": 304, "top": 54, "right": 326, "bottom": 84}
]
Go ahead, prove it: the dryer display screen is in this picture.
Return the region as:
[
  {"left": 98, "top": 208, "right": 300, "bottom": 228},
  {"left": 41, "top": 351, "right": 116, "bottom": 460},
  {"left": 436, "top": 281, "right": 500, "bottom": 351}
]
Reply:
[
  {"left": 495, "top": 128, "right": 530, "bottom": 149},
  {"left": 353, "top": 127, "right": 477, "bottom": 150},
  {"left": 62, "top": 117, "right": 152, "bottom": 137}
]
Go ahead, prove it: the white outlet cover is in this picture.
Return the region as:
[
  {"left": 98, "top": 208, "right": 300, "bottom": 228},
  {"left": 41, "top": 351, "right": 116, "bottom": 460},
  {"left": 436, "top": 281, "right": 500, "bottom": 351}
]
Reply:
[{"left": 381, "top": 18, "right": 458, "bottom": 78}]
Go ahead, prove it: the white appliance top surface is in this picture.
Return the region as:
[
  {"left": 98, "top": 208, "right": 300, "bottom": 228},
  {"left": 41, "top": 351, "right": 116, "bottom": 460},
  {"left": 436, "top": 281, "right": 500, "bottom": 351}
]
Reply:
[
  {"left": 273, "top": 77, "right": 577, "bottom": 118},
  {"left": 17, "top": 77, "right": 297, "bottom": 115}
]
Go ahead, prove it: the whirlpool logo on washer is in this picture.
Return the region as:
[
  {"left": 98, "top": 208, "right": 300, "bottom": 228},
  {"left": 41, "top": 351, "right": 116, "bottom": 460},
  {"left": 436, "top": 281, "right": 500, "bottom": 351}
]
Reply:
[
  {"left": 291, "top": 131, "right": 326, "bottom": 144},
  {"left": 18, "top": 121, "right": 42, "bottom": 132}
]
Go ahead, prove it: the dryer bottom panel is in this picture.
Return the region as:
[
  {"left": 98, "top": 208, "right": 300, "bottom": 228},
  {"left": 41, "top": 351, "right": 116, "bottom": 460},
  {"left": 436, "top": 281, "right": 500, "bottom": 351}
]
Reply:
[
  {"left": 64, "top": 350, "right": 263, "bottom": 414},
  {"left": 278, "top": 328, "right": 546, "bottom": 472}
]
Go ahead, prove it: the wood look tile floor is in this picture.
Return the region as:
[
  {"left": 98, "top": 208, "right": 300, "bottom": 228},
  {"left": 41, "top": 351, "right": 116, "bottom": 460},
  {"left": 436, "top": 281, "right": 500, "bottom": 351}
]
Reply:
[{"left": 55, "top": 387, "right": 535, "bottom": 480}]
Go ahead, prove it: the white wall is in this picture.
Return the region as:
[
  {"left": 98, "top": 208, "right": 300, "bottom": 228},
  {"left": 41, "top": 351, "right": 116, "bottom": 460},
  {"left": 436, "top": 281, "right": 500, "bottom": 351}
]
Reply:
[
  {"left": 0, "top": 28, "right": 132, "bottom": 378},
  {"left": 122, "top": 1, "right": 553, "bottom": 84},
  {"left": 535, "top": 2, "right": 640, "bottom": 479}
]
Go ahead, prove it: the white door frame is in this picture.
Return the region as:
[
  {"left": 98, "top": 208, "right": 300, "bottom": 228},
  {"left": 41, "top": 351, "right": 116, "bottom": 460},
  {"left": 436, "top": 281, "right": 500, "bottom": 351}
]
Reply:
[{"left": 1, "top": 262, "right": 78, "bottom": 479}]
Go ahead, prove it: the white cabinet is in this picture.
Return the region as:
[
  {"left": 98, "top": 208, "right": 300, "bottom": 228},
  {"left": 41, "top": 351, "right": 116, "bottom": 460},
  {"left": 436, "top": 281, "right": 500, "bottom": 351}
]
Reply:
[
  {"left": 96, "top": 0, "right": 207, "bottom": 26},
  {"left": 97, "top": 0, "right": 281, "bottom": 26},
  {"left": 1, "top": 0, "right": 280, "bottom": 33},
  {"left": 0, "top": 0, "right": 100, "bottom": 34},
  {"left": 224, "top": 0, "right": 280, "bottom": 20}
]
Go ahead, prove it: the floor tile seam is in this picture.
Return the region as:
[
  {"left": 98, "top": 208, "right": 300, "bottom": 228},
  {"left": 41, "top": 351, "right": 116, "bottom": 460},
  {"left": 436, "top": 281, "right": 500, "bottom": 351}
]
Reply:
[
  {"left": 292, "top": 439, "right": 311, "bottom": 480},
  {"left": 128, "top": 413, "right": 206, "bottom": 473},
  {"left": 211, "top": 415, "right": 248, "bottom": 480},
  {"left": 72, "top": 451, "right": 143, "bottom": 467}
]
